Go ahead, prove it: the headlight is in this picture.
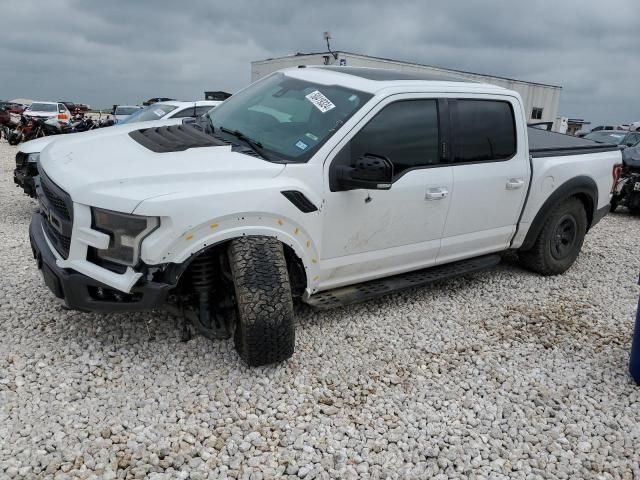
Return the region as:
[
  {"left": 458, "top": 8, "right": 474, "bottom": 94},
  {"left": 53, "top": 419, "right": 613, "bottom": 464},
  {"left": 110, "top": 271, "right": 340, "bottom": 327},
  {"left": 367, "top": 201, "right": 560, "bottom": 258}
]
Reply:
[
  {"left": 92, "top": 208, "right": 159, "bottom": 266},
  {"left": 15, "top": 152, "right": 38, "bottom": 167}
]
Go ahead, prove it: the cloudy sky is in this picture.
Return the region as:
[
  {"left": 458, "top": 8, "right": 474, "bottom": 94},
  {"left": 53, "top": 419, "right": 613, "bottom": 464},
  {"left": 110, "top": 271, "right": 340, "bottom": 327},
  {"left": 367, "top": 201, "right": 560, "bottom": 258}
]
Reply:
[{"left": 1, "top": 0, "right": 638, "bottom": 124}]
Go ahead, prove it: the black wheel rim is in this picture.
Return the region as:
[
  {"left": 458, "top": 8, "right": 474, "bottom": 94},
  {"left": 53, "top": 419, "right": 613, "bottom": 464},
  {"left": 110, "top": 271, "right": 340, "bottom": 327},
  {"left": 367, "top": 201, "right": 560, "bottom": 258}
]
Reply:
[{"left": 551, "top": 214, "right": 577, "bottom": 259}]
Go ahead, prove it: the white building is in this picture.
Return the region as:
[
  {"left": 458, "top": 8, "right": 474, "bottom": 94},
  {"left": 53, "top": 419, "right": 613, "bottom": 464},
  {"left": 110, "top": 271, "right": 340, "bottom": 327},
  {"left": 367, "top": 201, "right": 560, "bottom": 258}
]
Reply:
[{"left": 251, "top": 51, "right": 562, "bottom": 124}]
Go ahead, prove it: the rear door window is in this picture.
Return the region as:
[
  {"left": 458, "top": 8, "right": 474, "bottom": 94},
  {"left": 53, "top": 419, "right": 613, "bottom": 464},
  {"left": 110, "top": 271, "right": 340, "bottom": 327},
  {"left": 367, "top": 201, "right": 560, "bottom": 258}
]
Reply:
[{"left": 452, "top": 100, "right": 516, "bottom": 163}]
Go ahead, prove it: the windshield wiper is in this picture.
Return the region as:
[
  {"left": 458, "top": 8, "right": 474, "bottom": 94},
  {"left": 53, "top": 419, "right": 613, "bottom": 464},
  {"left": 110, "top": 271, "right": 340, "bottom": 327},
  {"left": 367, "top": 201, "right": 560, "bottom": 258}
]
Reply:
[{"left": 219, "top": 126, "right": 271, "bottom": 161}]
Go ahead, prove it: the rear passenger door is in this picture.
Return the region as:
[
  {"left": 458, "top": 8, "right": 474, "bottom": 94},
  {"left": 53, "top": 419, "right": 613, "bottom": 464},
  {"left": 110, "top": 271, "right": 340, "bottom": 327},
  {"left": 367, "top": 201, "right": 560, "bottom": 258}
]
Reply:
[{"left": 437, "top": 97, "right": 529, "bottom": 263}]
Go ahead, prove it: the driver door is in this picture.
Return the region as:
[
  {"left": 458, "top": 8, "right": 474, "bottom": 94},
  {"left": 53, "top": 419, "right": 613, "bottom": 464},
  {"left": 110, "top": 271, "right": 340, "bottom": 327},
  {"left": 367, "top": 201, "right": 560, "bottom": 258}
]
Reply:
[{"left": 319, "top": 95, "right": 453, "bottom": 291}]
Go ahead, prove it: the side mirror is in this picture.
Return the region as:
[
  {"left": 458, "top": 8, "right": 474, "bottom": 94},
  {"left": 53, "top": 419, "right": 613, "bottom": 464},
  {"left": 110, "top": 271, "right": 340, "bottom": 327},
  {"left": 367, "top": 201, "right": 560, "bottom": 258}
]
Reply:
[{"left": 336, "top": 154, "right": 393, "bottom": 191}]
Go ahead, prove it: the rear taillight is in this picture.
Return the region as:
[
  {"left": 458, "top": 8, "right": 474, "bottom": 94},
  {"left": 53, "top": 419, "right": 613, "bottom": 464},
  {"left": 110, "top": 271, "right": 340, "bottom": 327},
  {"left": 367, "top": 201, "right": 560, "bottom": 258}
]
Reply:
[
  {"left": 57, "top": 114, "right": 68, "bottom": 120},
  {"left": 612, "top": 164, "right": 623, "bottom": 193}
]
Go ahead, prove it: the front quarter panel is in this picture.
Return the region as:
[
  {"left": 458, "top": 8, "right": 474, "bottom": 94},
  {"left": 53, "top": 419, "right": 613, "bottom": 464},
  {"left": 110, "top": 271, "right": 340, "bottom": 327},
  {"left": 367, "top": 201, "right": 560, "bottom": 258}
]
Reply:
[{"left": 135, "top": 163, "right": 325, "bottom": 293}]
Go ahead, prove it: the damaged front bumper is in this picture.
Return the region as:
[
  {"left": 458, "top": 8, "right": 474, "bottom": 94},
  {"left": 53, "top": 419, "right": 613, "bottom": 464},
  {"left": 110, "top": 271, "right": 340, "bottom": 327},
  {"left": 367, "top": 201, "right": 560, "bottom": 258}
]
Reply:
[{"left": 29, "top": 213, "right": 172, "bottom": 313}]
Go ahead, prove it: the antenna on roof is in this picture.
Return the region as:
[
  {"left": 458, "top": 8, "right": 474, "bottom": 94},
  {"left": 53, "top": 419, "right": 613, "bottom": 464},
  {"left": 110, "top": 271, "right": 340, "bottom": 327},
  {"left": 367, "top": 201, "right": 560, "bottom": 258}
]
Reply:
[{"left": 323, "top": 31, "right": 338, "bottom": 61}]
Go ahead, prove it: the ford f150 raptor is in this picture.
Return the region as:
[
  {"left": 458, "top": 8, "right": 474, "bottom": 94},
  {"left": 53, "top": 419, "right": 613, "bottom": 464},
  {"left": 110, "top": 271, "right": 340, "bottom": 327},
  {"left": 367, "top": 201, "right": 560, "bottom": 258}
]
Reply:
[{"left": 28, "top": 66, "right": 622, "bottom": 365}]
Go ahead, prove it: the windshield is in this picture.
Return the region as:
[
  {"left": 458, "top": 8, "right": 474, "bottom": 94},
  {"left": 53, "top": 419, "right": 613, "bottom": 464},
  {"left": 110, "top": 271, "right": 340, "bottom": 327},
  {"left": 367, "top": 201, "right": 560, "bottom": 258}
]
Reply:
[
  {"left": 208, "top": 72, "right": 372, "bottom": 162},
  {"left": 115, "top": 106, "right": 141, "bottom": 116},
  {"left": 121, "top": 104, "right": 178, "bottom": 124},
  {"left": 29, "top": 103, "right": 57, "bottom": 112},
  {"left": 584, "top": 131, "right": 627, "bottom": 145}
]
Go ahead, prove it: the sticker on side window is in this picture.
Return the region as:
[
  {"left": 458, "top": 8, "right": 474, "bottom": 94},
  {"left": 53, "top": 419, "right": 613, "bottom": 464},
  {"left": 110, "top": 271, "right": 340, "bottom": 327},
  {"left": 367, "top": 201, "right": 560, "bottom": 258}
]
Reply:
[{"left": 305, "top": 90, "right": 336, "bottom": 113}]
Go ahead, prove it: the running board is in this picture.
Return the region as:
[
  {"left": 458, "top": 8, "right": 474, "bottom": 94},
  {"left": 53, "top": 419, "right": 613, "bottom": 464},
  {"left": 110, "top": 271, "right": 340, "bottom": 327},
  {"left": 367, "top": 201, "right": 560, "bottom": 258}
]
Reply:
[{"left": 304, "top": 254, "right": 501, "bottom": 310}]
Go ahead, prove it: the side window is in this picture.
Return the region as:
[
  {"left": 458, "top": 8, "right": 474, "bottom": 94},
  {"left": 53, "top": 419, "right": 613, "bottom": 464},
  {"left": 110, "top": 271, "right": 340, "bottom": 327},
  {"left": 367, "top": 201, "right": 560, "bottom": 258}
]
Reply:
[
  {"left": 171, "top": 108, "right": 197, "bottom": 118},
  {"left": 349, "top": 100, "right": 439, "bottom": 178},
  {"left": 195, "top": 106, "right": 213, "bottom": 116},
  {"left": 58, "top": 104, "right": 66, "bottom": 113},
  {"left": 453, "top": 100, "right": 516, "bottom": 163}
]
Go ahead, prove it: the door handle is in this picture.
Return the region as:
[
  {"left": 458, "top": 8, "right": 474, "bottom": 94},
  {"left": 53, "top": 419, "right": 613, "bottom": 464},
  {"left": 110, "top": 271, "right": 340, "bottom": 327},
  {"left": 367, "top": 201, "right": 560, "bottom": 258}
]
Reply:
[
  {"left": 506, "top": 178, "right": 525, "bottom": 190},
  {"left": 425, "top": 187, "right": 449, "bottom": 200}
]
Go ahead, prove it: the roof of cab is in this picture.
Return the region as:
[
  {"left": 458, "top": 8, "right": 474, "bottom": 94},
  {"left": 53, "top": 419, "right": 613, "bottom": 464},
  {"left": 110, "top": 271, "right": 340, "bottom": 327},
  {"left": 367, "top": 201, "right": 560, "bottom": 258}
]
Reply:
[
  {"left": 282, "top": 66, "right": 510, "bottom": 96},
  {"left": 314, "top": 66, "right": 476, "bottom": 83},
  {"left": 159, "top": 100, "right": 222, "bottom": 107}
]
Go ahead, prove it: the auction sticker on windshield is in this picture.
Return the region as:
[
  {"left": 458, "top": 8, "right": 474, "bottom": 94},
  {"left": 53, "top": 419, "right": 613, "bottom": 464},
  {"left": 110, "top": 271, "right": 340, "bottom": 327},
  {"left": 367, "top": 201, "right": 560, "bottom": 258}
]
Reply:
[
  {"left": 154, "top": 109, "right": 165, "bottom": 117},
  {"left": 305, "top": 90, "right": 335, "bottom": 113}
]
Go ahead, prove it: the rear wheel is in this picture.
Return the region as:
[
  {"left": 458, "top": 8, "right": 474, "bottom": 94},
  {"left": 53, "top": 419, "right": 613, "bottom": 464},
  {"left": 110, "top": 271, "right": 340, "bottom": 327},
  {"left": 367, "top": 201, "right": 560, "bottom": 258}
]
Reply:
[
  {"left": 228, "top": 236, "right": 295, "bottom": 366},
  {"left": 519, "top": 197, "right": 587, "bottom": 276}
]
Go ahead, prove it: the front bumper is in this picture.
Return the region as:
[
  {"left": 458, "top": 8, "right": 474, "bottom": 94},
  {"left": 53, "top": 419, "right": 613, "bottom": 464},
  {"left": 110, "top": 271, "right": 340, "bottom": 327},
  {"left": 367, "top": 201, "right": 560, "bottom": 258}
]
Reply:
[{"left": 29, "top": 213, "right": 171, "bottom": 313}]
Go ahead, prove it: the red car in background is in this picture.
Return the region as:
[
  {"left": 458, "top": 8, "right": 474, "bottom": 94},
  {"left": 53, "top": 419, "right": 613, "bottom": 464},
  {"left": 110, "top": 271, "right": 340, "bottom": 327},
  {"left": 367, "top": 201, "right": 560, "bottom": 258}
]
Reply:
[
  {"left": 0, "top": 102, "right": 25, "bottom": 114},
  {"left": 60, "top": 101, "right": 89, "bottom": 113},
  {"left": 0, "top": 108, "right": 10, "bottom": 138}
]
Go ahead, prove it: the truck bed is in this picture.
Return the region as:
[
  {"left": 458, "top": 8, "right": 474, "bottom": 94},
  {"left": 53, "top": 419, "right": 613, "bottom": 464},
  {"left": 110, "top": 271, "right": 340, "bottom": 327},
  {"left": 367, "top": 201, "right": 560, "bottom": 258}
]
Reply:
[{"left": 528, "top": 127, "right": 621, "bottom": 158}]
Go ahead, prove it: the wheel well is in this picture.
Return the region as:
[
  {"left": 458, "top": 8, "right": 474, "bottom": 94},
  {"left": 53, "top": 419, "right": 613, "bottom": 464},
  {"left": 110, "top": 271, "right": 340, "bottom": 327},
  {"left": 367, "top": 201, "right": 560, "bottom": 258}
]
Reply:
[
  {"left": 171, "top": 237, "right": 307, "bottom": 297},
  {"left": 572, "top": 193, "right": 594, "bottom": 229},
  {"left": 519, "top": 176, "right": 598, "bottom": 251}
]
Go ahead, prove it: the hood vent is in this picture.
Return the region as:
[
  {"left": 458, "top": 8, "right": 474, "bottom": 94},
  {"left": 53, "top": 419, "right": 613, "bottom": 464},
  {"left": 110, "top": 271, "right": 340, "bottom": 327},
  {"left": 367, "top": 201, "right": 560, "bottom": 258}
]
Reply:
[{"left": 129, "top": 124, "right": 228, "bottom": 153}]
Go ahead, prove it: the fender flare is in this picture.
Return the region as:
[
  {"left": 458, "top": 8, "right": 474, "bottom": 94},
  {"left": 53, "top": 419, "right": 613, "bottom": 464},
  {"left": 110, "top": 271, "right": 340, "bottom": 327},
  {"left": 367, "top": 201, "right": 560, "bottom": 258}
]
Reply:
[
  {"left": 160, "top": 223, "right": 319, "bottom": 290},
  {"left": 519, "top": 175, "right": 598, "bottom": 251}
]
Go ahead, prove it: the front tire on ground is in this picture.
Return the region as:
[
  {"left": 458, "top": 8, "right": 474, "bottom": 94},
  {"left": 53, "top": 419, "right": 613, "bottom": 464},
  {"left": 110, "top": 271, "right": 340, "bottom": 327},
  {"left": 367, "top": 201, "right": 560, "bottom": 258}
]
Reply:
[
  {"left": 228, "top": 236, "right": 295, "bottom": 366},
  {"left": 519, "top": 197, "right": 588, "bottom": 276}
]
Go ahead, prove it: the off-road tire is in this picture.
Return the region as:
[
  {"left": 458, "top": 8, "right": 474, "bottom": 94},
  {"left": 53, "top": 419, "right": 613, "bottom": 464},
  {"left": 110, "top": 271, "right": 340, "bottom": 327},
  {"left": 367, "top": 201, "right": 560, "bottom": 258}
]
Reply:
[
  {"left": 228, "top": 236, "right": 295, "bottom": 366},
  {"left": 519, "top": 197, "right": 587, "bottom": 276}
]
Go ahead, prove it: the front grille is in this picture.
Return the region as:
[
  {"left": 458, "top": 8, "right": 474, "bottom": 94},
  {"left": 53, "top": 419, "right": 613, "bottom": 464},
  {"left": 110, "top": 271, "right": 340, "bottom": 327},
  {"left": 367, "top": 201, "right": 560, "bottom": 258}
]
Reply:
[
  {"left": 41, "top": 181, "right": 70, "bottom": 220},
  {"left": 39, "top": 169, "right": 73, "bottom": 259},
  {"left": 42, "top": 217, "right": 71, "bottom": 257}
]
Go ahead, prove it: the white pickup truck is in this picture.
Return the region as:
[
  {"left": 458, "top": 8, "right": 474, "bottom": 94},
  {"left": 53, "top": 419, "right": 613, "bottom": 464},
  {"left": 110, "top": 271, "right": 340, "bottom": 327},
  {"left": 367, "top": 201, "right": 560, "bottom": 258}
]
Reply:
[{"left": 29, "top": 66, "right": 622, "bottom": 366}]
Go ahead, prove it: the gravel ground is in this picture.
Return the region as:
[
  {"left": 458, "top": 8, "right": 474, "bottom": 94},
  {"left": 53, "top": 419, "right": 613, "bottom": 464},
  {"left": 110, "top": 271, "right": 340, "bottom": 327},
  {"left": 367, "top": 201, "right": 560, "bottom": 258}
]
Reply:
[{"left": 0, "top": 139, "right": 639, "bottom": 480}]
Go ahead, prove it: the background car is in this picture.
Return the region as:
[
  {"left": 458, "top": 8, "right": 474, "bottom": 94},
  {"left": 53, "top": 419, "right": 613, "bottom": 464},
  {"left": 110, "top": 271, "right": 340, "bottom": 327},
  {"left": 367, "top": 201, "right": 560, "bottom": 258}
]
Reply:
[
  {"left": 583, "top": 130, "right": 637, "bottom": 146},
  {"left": 0, "top": 108, "right": 10, "bottom": 138},
  {"left": 621, "top": 131, "right": 640, "bottom": 147},
  {"left": 120, "top": 100, "right": 221, "bottom": 124},
  {"left": 59, "top": 101, "right": 89, "bottom": 113},
  {"left": 113, "top": 105, "right": 142, "bottom": 124},
  {"left": 24, "top": 102, "right": 72, "bottom": 122},
  {"left": 142, "top": 97, "right": 175, "bottom": 106},
  {"left": 1, "top": 102, "right": 26, "bottom": 114},
  {"left": 590, "top": 125, "right": 617, "bottom": 132}
]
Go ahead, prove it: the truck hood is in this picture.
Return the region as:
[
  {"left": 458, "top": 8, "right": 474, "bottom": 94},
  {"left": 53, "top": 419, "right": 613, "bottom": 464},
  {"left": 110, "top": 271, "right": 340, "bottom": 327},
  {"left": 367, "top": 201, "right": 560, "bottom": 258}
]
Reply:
[{"left": 39, "top": 124, "right": 286, "bottom": 213}]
